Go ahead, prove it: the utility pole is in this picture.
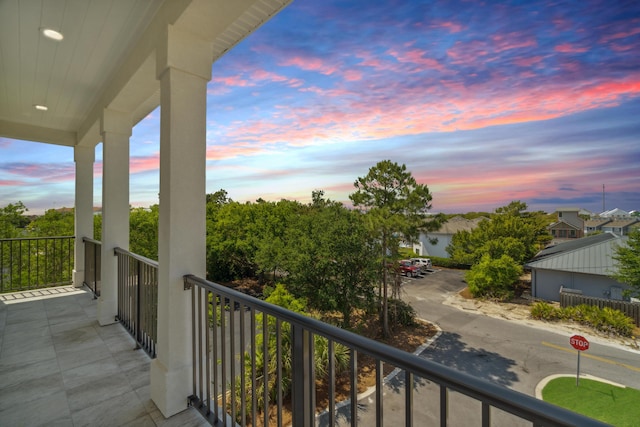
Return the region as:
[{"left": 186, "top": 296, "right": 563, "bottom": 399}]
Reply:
[{"left": 602, "top": 184, "right": 605, "bottom": 213}]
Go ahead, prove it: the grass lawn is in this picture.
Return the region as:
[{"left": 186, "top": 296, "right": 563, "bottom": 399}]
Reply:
[{"left": 542, "top": 377, "right": 640, "bottom": 426}]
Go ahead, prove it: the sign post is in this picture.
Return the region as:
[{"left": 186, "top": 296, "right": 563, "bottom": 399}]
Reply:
[{"left": 569, "top": 335, "right": 589, "bottom": 386}]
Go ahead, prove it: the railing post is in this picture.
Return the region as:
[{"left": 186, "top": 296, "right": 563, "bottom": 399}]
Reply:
[
  {"left": 291, "top": 324, "right": 312, "bottom": 427},
  {"left": 136, "top": 259, "right": 142, "bottom": 349}
]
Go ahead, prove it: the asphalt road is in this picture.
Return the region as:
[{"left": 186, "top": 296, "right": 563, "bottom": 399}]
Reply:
[{"left": 345, "top": 268, "right": 640, "bottom": 426}]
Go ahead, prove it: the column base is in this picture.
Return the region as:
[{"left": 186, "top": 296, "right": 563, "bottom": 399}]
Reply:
[
  {"left": 72, "top": 269, "right": 84, "bottom": 288},
  {"left": 97, "top": 297, "right": 118, "bottom": 326},
  {"left": 150, "top": 358, "right": 192, "bottom": 418}
]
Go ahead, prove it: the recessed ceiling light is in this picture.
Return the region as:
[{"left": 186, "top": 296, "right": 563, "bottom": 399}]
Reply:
[
  {"left": 42, "top": 28, "right": 64, "bottom": 41},
  {"left": 34, "top": 104, "right": 48, "bottom": 111}
]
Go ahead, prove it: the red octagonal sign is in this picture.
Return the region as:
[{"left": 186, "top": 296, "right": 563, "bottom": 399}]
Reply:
[{"left": 570, "top": 335, "right": 589, "bottom": 351}]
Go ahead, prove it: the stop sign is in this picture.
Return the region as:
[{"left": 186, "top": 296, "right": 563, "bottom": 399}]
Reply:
[{"left": 570, "top": 335, "right": 589, "bottom": 351}]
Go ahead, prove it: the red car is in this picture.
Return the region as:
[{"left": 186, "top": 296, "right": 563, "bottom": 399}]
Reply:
[{"left": 398, "top": 260, "right": 421, "bottom": 277}]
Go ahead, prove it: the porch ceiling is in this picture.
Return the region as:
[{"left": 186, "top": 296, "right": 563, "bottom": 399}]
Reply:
[{"left": 0, "top": 0, "right": 291, "bottom": 148}]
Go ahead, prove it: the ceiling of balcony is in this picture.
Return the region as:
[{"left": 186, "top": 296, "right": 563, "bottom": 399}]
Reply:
[{"left": 0, "top": 0, "right": 291, "bottom": 148}]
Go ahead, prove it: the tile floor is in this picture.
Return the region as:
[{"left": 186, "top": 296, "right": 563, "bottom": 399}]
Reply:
[{"left": 0, "top": 286, "right": 209, "bottom": 427}]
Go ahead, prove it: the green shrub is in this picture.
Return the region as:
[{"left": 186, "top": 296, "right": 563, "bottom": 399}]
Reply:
[
  {"left": 430, "top": 256, "right": 471, "bottom": 269},
  {"left": 530, "top": 303, "right": 635, "bottom": 337},
  {"left": 465, "top": 254, "right": 522, "bottom": 300},
  {"left": 388, "top": 298, "right": 417, "bottom": 326},
  {"left": 530, "top": 301, "right": 561, "bottom": 320}
]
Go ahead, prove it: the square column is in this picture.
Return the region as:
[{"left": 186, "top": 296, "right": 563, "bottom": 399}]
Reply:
[
  {"left": 98, "top": 109, "right": 131, "bottom": 326},
  {"left": 150, "top": 25, "right": 211, "bottom": 418},
  {"left": 73, "top": 145, "right": 95, "bottom": 288}
]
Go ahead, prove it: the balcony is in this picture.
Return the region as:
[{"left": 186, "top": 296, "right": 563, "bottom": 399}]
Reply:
[
  {"left": 0, "top": 237, "right": 609, "bottom": 426},
  {"left": 0, "top": 285, "right": 209, "bottom": 426}
]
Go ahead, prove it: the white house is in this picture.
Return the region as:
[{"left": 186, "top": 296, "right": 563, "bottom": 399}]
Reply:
[
  {"left": 0, "top": 0, "right": 291, "bottom": 419},
  {"left": 412, "top": 216, "right": 484, "bottom": 258}
]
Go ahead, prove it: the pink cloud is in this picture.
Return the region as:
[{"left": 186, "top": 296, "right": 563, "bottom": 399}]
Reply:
[
  {"left": 601, "top": 26, "right": 640, "bottom": 43},
  {"left": 343, "top": 69, "right": 363, "bottom": 82},
  {"left": 212, "top": 75, "right": 254, "bottom": 87},
  {"left": 490, "top": 32, "right": 537, "bottom": 53},
  {"left": 513, "top": 56, "right": 544, "bottom": 67},
  {"left": 555, "top": 43, "right": 588, "bottom": 53},
  {"left": 434, "top": 21, "right": 464, "bottom": 33},
  {"left": 280, "top": 56, "right": 338, "bottom": 75},
  {"left": 130, "top": 154, "right": 159, "bottom": 174},
  {"left": 0, "top": 179, "right": 25, "bottom": 186},
  {"left": 387, "top": 48, "right": 446, "bottom": 72}
]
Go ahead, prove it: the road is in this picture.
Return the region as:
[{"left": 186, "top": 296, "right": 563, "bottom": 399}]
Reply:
[{"left": 348, "top": 268, "right": 640, "bottom": 426}]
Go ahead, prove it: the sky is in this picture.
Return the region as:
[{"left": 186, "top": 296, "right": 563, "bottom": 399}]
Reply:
[{"left": 1, "top": 0, "right": 639, "bottom": 215}]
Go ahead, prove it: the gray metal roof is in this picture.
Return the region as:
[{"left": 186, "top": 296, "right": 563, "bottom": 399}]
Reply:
[{"left": 526, "top": 233, "right": 626, "bottom": 276}]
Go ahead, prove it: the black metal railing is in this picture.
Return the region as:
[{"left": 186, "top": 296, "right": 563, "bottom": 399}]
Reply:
[
  {"left": 83, "top": 237, "right": 101, "bottom": 297},
  {"left": 185, "top": 274, "right": 608, "bottom": 427},
  {"left": 0, "top": 236, "right": 74, "bottom": 293},
  {"left": 115, "top": 247, "right": 158, "bottom": 358}
]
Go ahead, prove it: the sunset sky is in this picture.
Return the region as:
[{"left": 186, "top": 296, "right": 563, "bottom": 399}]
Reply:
[{"left": 1, "top": 0, "right": 639, "bottom": 215}]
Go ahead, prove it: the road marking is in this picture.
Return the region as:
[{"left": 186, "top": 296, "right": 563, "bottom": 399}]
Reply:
[{"left": 542, "top": 341, "right": 640, "bottom": 373}]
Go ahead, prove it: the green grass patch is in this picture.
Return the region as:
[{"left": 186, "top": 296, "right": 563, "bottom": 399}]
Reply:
[{"left": 542, "top": 377, "right": 640, "bottom": 426}]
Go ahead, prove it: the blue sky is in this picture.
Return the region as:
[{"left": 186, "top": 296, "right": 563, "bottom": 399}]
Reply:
[{"left": 1, "top": 0, "right": 639, "bottom": 215}]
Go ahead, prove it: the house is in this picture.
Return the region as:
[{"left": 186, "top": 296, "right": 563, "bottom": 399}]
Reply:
[
  {"left": 412, "top": 216, "right": 485, "bottom": 258},
  {"left": 584, "top": 218, "right": 611, "bottom": 235},
  {"left": 547, "top": 207, "right": 584, "bottom": 241},
  {"left": 601, "top": 218, "right": 639, "bottom": 236},
  {"left": 525, "top": 233, "right": 629, "bottom": 302},
  {"left": 0, "top": 0, "right": 292, "bottom": 420},
  {"left": 600, "top": 208, "right": 631, "bottom": 218}
]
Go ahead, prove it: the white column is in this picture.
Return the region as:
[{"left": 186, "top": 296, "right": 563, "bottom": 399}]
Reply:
[
  {"left": 98, "top": 109, "right": 131, "bottom": 326},
  {"left": 73, "top": 145, "right": 95, "bottom": 288},
  {"left": 150, "top": 25, "right": 211, "bottom": 418}
]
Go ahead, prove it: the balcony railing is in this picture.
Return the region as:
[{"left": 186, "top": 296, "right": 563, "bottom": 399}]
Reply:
[
  {"left": 185, "top": 274, "right": 608, "bottom": 427},
  {"left": 114, "top": 247, "right": 158, "bottom": 358},
  {"left": 74, "top": 238, "right": 606, "bottom": 426},
  {"left": 0, "top": 236, "right": 74, "bottom": 293},
  {"left": 83, "top": 237, "right": 101, "bottom": 296}
]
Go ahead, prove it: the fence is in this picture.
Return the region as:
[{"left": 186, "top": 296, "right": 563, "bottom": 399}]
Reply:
[
  {"left": 83, "top": 238, "right": 101, "bottom": 297},
  {"left": 185, "top": 274, "right": 607, "bottom": 427},
  {"left": 0, "top": 236, "right": 74, "bottom": 293},
  {"left": 560, "top": 291, "right": 640, "bottom": 326},
  {"left": 115, "top": 247, "right": 158, "bottom": 358}
]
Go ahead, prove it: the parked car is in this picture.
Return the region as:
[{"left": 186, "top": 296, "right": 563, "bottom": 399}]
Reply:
[
  {"left": 411, "top": 258, "right": 433, "bottom": 272},
  {"left": 398, "top": 260, "right": 421, "bottom": 277}
]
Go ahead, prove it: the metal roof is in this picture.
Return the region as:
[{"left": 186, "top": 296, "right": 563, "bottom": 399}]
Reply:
[{"left": 526, "top": 233, "right": 626, "bottom": 276}]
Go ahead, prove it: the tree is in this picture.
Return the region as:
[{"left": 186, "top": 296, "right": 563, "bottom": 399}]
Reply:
[
  {"left": 27, "top": 208, "right": 74, "bottom": 236},
  {"left": 349, "top": 160, "right": 437, "bottom": 336},
  {"left": 447, "top": 201, "right": 551, "bottom": 266},
  {"left": 282, "top": 198, "right": 378, "bottom": 327},
  {"left": 610, "top": 230, "right": 640, "bottom": 297},
  {"left": 129, "top": 206, "right": 159, "bottom": 260},
  {"left": 465, "top": 254, "right": 523, "bottom": 299},
  {"left": 0, "top": 201, "right": 29, "bottom": 238}
]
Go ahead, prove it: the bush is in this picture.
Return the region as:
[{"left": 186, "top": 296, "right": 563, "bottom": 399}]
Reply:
[
  {"left": 530, "top": 303, "right": 635, "bottom": 337},
  {"left": 465, "top": 254, "right": 522, "bottom": 300},
  {"left": 531, "top": 301, "right": 561, "bottom": 320},
  {"left": 430, "top": 256, "right": 471, "bottom": 270},
  {"left": 388, "top": 298, "right": 417, "bottom": 326}
]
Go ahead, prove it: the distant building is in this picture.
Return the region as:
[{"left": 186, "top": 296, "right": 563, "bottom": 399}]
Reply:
[
  {"left": 601, "top": 218, "right": 639, "bottom": 236},
  {"left": 600, "top": 208, "right": 631, "bottom": 219},
  {"left": 584, "top": 218, "right": 611, "bottom": 235},
  {"left": 412, "top": 216, "right": 485, "bottom": 258},
  {"left": 548, "top": 207, "right": 584, "bottom": 241},
  {"left": 526, "top": 233, "right": 629, "bottom": 301}
]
